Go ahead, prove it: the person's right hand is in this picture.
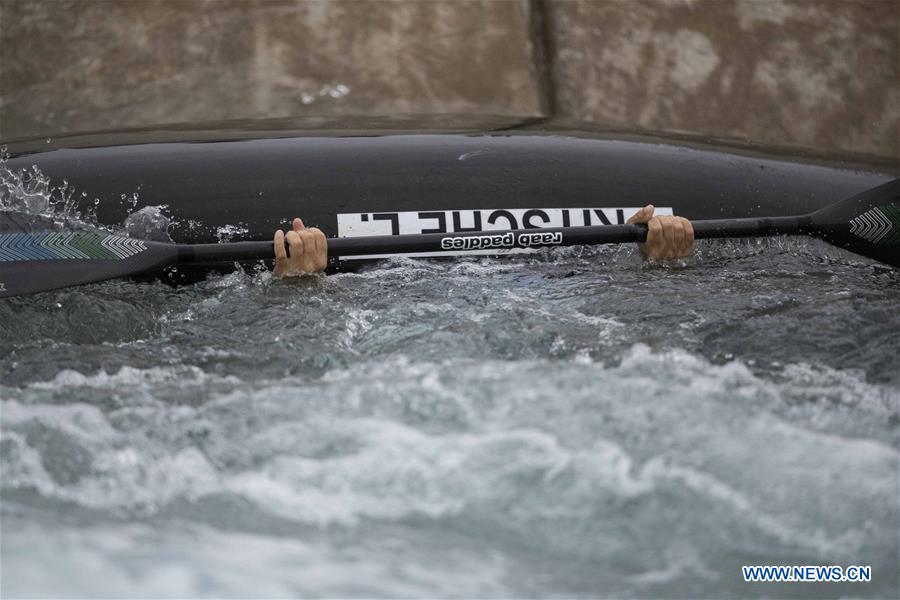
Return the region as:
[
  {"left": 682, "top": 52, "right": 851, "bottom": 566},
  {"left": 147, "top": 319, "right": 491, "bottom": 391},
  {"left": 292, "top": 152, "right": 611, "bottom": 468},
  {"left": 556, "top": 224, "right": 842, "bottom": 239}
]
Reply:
[
  {"left": 627, "top": 205, "right": 694, "bottom": 260},
  {"left": 273, "top": 218, "right": 327, "bottom": 277}
]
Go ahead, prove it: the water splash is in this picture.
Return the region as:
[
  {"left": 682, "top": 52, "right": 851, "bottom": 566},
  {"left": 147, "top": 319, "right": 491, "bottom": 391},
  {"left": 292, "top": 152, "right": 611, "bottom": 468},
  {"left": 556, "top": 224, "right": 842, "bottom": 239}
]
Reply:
[
  {"left": 1, "top": 148, "right": 53, "bottom": 214},
  {"left": 0, "top": 151, "right": 253, "bottom": 244},
  {"left": 215, "top": 223, "right": 250, "bottom": 243},
  {"left": 0, "top": 148, "right": 101, "bottom": 223},
  {"left": 0, "top": 149, "right": 164, "bottom": 239},
  {"left": 123, "top": 206, "right": 172, "bottom": 242}
]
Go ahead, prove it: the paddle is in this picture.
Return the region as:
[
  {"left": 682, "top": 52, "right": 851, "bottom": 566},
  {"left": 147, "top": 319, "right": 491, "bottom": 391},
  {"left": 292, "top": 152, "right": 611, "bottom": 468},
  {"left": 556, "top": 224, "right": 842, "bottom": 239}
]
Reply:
[{"left": 1, "top": 178, "right": 898, "bottom": 299}]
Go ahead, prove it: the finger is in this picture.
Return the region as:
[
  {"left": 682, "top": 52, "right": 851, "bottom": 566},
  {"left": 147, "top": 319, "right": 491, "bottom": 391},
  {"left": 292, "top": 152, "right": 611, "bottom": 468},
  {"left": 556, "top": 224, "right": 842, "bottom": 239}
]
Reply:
[
  {"left": 661, "top": 216, "right": 677, "bottom": 258},
  {"left": 647, "top": 217, "right": 662, "bottom": 243},
  {"left": 672, "top": 217, "right": 685, "bottom": 256},
  {"left": 310, "top": 228, "right": 326, "bottom": 253},
  {"left": 297, "top": 230, "right": 315, "bottom": 271},
  {"left": 627, "top": 204, "right": 655, "bottom": 225},
  {"left": 646, "top": 218, "right": 663, "bottom": 259},
  {"left": 293, "top": 218, "right": 305, "bottom": 232},
  {"left": 273, "top": 229, "right": 287, "bottom": 277},
  {"left": 285, "top": 229, "right": 304, "bottom": 261},
  {"left": 274, "top": 230, "right": 286, "bottom": 260},
  {"left": 682, "top": 218, "right": 695, "bottom": 253},
  {"left": 310, "top": 228, "right": 328, "bottom": 272}
]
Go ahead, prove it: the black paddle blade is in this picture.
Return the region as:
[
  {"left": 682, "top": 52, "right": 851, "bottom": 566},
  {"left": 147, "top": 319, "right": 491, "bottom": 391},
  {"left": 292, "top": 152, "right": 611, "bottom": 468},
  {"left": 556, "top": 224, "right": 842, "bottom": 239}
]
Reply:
[
  {"left": 0, "top": 212, "right": 178, "bottom": 299},
  {"left": 808, "top": 178, "right": 900, "bottom": 267}
]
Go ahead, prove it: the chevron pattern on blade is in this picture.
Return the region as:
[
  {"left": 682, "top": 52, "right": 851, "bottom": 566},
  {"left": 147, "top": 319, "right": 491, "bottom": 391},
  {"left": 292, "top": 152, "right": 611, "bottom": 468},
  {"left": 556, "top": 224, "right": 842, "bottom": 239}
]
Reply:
[
  {"left": 41, "top": 232, "right": 92, "bottom": 259},
  {"left": 880, "top": 205, "right": 900, "bottom": 246},
  {"left": 0, "top": 233, "right": 59, "bottom": 261},
  {"left": 101, "top": 234, "right": 147, "bottom": 259},
  {"left": 0, "top": 232, "right": 147, "bottom": 261},
  {"left": 849, "top": 205, "right": 898, "bottom": 245}
]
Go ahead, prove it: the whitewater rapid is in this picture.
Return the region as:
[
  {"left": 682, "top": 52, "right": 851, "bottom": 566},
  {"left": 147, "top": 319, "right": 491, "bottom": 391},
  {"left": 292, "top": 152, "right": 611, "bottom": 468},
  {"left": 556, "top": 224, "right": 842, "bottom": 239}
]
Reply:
[{"left": 2, "top": 238, "right": 898, "bottom": 597}]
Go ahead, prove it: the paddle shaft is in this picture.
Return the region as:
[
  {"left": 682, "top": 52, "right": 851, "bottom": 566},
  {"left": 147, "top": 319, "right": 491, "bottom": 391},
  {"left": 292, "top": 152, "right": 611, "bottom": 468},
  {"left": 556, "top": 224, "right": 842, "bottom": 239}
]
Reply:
[{"left": 175, "top": 215, "right": 813, "bottom": 263}]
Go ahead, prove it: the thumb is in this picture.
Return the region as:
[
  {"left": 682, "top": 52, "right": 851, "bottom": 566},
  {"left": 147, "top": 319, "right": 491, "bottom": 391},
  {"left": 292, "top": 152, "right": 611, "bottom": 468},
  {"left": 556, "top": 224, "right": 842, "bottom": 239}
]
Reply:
[{"left": 626, "top": 204, "right": 655, "bottom": 225}]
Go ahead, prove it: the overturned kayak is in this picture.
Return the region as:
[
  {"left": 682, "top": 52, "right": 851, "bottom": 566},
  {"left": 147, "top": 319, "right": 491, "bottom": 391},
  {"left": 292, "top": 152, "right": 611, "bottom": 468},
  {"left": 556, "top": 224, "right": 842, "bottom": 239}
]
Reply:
[{"left": 3, "top": 117, "right": 898, "bottom": 260}]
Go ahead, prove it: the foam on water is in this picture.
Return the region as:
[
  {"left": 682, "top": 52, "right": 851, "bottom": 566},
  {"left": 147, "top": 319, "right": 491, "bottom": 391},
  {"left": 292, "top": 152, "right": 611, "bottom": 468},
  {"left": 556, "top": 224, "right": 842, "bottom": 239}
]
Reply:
[
  {"left": 2, "top": 339, "right": 898, "bottom": 597},
  {"left": 1, "top": 159, "right": 899, "bottom": 596}
]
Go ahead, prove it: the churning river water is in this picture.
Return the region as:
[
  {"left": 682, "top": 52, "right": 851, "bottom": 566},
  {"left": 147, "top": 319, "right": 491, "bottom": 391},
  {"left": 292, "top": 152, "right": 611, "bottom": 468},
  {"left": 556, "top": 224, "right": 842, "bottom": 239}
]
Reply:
[
  {"left": 2, "top": 237, "right": 898, "bottom": 599},
  {"left": 1, "top": 158, "right": 899, "bottom": 598}
]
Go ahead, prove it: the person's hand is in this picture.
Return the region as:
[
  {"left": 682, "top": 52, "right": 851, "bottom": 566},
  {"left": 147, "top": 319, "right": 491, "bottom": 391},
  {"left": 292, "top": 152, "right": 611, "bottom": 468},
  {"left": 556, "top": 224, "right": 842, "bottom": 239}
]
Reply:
[
  {"left": 273, "top": 218, "right": 327, "bottom": 277},
  {"left": 627, "top": 205, "right": 694, "bottom": 260}
]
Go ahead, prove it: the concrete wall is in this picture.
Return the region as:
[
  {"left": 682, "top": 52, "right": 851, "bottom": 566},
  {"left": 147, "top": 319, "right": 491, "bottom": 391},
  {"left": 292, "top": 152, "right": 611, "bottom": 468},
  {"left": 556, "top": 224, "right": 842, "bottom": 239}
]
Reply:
[
  {"left": 1, "top": 0, "right": 897, "bottom": 159},
  {"left": 548, "top": 0, "right": 899, "bottom": 159},
  {"left": 0, "top": 0, "right": 543, "bottom": 137}
]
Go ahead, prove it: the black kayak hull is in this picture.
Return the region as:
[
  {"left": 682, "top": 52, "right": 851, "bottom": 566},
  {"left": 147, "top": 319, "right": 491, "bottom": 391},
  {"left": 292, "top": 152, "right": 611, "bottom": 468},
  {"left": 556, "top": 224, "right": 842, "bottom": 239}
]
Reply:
[{"left": 5, "top": 122, "right": 898, "bottom": 253}]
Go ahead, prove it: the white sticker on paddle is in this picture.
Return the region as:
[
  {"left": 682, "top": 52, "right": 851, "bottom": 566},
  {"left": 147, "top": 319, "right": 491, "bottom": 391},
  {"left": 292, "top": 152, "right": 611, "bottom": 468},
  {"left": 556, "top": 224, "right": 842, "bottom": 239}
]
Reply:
[{"left": 336, "top": 207, "right": 672, "bottom": 259}]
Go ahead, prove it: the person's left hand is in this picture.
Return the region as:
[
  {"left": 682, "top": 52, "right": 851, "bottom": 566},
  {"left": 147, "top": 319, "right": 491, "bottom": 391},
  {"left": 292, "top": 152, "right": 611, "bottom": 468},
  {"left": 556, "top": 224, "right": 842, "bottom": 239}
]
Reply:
[
  {"left": 627, "top": 205, "right": 694, "bottom": 260},
  {"left": 273, "top": 218, "right": 327, "bottom": 277}
]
